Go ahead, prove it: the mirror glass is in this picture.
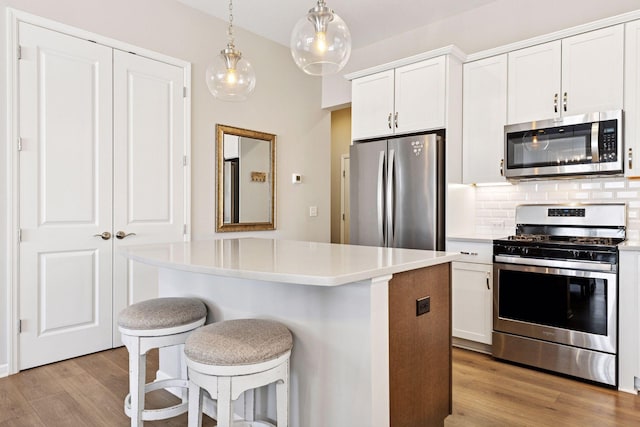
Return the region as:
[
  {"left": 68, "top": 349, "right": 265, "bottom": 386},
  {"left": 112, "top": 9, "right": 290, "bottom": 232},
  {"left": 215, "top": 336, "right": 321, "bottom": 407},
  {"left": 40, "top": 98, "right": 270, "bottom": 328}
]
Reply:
[{"left": 216, "top": 124, "right": 276, "bottom": 232}]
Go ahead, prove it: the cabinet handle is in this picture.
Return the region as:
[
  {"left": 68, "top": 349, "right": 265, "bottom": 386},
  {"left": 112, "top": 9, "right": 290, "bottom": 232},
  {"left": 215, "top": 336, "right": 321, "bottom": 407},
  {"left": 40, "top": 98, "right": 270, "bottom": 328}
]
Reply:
[
  {"left": 388, "top": 113, "right": 392, "bottom": 129},
  {"left": 629, "top": 147, "right": 633, "bottom": 170},
  {"left": 394, "top": 112, "right": 398, "bottom": 128},
  {"left": 500, "top": 159, "right": 504, "bottom": 176},
  {"left": 486, "top": 273, "right": 491, "bottom": 290},
  {"left": 553, "top": 93, "right": 558, "bottom": 113},
  {"left": 563, "top": 92, "right": 567, "bottom": 112}
]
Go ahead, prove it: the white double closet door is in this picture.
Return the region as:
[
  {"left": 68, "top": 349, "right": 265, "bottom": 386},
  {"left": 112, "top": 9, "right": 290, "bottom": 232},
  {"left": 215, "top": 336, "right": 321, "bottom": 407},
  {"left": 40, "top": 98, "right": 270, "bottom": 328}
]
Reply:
[{"left": 17, "top": 22, "right": 187, "bottom": 370}]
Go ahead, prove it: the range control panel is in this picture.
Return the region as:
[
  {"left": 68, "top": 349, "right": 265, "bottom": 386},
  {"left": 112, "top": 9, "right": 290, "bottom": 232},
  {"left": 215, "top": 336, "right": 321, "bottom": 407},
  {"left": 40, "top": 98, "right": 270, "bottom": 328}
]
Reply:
[{"left": 548, "top": 208, "right": 586, "bottom": 217}]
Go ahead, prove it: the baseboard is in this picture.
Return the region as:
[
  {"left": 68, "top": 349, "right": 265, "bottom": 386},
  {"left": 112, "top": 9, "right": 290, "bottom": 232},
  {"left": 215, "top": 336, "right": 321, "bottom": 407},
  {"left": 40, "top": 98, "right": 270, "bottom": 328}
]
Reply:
[
  {"left": 452, "top": 337, "right": 492, "bottom": 355},
  {"left": 0, "top": 364, "right": 8, "bottom": 378}
]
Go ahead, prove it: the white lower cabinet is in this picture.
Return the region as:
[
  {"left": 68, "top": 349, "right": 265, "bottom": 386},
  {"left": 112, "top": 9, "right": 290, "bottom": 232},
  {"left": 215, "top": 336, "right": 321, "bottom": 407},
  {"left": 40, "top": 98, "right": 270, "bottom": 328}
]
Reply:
[
  {"left": 452, "top": 261, "right": 493, "bottom": 345},
  {"left": 618, "top": 249, "right": 640, "bottom": 393},
  {"left": 447, "top": 239, "right": 493, "bottom": 348}
]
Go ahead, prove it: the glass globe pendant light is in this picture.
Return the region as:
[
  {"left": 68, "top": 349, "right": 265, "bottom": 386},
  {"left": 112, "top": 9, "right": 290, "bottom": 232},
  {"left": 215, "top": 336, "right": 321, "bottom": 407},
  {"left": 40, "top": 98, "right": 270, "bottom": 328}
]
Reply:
[
  {"left": 290, "top": 0, "right": 352, "bottom": 76},
  {"left": 205, "top": 0, "right": 256, "bottom": 101}
]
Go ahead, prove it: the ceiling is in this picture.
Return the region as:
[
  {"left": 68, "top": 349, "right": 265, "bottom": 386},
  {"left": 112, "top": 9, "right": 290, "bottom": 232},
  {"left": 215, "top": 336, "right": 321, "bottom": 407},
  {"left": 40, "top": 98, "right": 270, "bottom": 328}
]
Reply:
[{"left": 177, "top": 0, "right": 499, "bottom": 49}]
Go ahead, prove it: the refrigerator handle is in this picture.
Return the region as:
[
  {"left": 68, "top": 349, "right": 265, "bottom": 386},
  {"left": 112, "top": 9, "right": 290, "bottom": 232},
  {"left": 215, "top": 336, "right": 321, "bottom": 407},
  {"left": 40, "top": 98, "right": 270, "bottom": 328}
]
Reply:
[
  {"left": 387, "top": 149, "right": 396, "bottom": 247},
  {"left": 377, "top": 151, "right": 386, "bottom": 247}
]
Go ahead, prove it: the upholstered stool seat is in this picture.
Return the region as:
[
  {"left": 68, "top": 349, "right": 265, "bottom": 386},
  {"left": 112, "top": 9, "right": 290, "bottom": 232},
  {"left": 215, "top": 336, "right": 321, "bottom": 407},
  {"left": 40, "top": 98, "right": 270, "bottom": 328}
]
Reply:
[
  {"left": 118, "top": 297, "right": 207, "bottom": 426},
  {"left": 185, "top": 319, "right": 293, "bottom": 427}
]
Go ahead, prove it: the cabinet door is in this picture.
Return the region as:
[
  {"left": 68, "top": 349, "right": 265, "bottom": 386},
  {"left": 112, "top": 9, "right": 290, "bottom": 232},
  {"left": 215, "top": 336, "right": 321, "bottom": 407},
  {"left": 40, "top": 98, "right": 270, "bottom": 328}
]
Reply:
[
  {"left": 462, "top": 55, "right": 507, "bottom": 184},
  {"left": 625, "top": 20, "right": 640, "bottom": 178},
  {"left": 452, "top": 261, "right": 492, "bottom": 345},
  {"left": 507, "top": 40, "right": 561, "bottom": 124},
  {"left": 395, "top": 57, "right": 446, "bottom": 133},
  {"left": 562, "top": 25, "right": 624, "bottom": 116},
  {"left": 351, "top": 70, "right": 394, "bottom": 140}
]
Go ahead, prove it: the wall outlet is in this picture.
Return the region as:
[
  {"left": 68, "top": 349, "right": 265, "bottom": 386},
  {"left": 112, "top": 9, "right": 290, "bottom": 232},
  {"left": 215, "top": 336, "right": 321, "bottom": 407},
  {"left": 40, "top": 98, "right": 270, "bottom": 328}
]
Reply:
[
  {"left": 489, "top": 219, "right": 505, "bottom": 231},
  {"left": 416, "top": 296, "right": 430, "bottom": 316}
]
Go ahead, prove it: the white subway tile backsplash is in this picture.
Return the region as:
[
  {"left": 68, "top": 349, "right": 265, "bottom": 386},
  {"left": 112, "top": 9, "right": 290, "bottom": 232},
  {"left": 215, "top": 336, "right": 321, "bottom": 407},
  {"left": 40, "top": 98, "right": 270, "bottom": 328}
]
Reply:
[
  {"left": 472, "top": 177, "right": 640, "bottom": 238},
  {"left": 603, "top": 181, "right": 626, "bottom": 189},
  {"left": 616, "top": 191, "right": 639, "bottom": 199}
]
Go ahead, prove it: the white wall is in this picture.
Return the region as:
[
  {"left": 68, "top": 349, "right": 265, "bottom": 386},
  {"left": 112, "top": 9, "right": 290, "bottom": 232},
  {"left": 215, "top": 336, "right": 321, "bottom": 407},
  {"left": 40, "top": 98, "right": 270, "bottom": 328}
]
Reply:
[
  {"left": 0, "top": 0, "right": 330, "bottom": 370},
  {"left": 323, "top": 0, "right": 640, "bottom": 108}
]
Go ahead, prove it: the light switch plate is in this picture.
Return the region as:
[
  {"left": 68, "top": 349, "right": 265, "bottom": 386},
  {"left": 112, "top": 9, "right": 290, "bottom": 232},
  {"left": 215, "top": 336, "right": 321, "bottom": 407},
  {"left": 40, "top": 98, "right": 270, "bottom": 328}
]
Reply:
[
  {"left": 309, "top": 206, "right": 318, "bottom": 217},
  {"left": 292, "top": 173, "right": 302, "bottom": 184}
]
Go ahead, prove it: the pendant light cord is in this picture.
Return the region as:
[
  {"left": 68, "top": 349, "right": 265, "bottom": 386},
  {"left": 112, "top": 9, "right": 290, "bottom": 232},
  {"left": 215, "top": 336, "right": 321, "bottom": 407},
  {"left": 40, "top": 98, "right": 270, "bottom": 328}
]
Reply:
[{"left": 227, "top": 0, "right": 235, "bottom": 47}]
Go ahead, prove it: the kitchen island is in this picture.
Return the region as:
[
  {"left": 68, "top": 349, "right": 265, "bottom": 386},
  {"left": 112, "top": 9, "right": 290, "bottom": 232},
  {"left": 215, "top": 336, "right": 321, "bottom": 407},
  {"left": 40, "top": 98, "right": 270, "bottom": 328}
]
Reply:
[{"left": 121, "top": 238, "right": 460, "bottom": 427}]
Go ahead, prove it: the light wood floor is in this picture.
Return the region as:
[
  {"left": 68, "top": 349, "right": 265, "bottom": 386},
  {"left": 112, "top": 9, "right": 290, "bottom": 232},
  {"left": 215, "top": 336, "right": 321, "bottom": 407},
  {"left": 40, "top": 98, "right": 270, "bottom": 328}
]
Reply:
[{"left": 1, "top": 347, "right": 639, "bottom": 426}]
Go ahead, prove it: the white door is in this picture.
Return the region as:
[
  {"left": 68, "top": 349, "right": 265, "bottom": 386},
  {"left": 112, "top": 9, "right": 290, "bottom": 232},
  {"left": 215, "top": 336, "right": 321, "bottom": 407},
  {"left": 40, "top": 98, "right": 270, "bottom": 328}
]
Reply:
[
  {"left": 507, "top": 40, "right": 561, "bottom": 124},
  {"left": 452, "top": 261, "right": 493, "bottom": 345},
  {"left": 394, "top": 56, "right": 446, "bottom": 133},
  {"left": 17, "top": 24, "right": 188, "bottom": 367},
  {"left": 351, "top": 70, "right": 394, "bottom": 140},
  {"left": 112, "top": 50, "right": 187, "bottom": 345},
  {"left": 561, "top": 25, "right": 624, "bottom": 117},
  {"left": 18, "top": 23, "right": 114, "bottom": 369}
]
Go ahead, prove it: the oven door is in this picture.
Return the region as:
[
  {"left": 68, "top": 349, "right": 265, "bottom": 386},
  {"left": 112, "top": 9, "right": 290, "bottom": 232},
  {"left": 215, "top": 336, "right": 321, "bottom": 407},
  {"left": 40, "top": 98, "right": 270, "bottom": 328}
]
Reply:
[{"left": 493, "top": 261, "right": 617, "bottom": 354}]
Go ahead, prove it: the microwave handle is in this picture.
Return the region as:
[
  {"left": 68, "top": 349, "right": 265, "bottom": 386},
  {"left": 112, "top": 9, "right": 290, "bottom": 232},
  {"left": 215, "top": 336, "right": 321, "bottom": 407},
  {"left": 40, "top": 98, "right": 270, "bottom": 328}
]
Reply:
[{"left": 590, "top": 122, "right": 599, "bottom": 162}]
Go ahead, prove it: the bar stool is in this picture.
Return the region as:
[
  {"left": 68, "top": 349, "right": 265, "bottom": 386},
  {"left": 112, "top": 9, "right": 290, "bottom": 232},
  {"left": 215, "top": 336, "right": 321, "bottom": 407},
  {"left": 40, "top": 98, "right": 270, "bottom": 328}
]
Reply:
[
  {"left": 118, "top": 297, "right": 207, "bottom": 426},
  {"left": 184, "top": 319, "right": 293, "bottom": 427}
]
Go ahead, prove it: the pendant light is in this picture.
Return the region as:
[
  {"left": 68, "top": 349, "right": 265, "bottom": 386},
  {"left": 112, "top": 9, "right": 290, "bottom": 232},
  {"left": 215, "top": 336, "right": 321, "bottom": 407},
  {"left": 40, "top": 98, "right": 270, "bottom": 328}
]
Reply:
[
  {"left": 205, "top": 0, "right": 256, "bottom": 101},
  {"left": 290, "top": 0, "right": 352, "bottom": 76}
]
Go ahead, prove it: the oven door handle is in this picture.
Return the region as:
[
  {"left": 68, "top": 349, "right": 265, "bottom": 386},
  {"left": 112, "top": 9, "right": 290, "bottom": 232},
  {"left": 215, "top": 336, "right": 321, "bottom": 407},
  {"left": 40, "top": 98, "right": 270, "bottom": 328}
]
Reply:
[{"left": 493, "top": 255, "right": 614, "bottom": 272}]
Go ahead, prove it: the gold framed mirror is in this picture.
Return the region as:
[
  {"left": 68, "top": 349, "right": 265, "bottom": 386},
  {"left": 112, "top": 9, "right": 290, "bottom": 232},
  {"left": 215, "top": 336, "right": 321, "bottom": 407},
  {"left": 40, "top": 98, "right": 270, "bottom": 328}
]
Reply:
[{"left": 216, "top": 124, "right": 276, "bottom": 232}]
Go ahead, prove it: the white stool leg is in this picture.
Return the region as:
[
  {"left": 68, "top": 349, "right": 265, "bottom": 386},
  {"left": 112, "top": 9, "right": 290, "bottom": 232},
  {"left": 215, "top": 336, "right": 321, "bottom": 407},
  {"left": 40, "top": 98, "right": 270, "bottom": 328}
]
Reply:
[
  {"left": 126, "top": 336, "right": 146, "bottom": 427},
  {"left": 188, "top": 380, "right": 203, "bottom": 427},
  {"left": 179, "top": 344, "right": 188, "bottom": 404},
  {"left": 217, "top": 377, "right": 234, "bottom": 427},
  {"left": 276, "top": 360, "right": 290, "bottom": 427}
]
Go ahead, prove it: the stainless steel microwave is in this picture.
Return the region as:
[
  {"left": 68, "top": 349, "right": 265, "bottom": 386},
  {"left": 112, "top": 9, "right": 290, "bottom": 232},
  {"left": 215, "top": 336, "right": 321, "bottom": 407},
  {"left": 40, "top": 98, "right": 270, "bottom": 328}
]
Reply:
[{"left": 504, "top": 110, "right": 623, "bottom": 179}]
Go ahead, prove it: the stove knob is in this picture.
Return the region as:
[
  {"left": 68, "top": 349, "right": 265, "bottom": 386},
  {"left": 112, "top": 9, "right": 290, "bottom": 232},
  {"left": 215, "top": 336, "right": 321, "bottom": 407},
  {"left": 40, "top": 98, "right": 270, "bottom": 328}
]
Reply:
[{"left": 522, "top": 247, "right": 529, "bottom": 255}]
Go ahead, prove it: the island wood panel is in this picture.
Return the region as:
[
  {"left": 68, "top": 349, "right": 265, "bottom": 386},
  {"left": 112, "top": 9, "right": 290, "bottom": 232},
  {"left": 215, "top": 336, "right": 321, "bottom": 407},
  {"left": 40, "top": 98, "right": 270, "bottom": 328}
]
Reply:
[{"left": 389, "top": 263, "right": 452, "bottom": 427}]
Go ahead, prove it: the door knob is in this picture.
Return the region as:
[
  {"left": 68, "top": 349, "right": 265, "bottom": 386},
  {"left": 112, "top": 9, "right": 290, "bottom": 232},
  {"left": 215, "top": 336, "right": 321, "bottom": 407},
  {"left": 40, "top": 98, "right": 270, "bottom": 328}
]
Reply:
[
  {"left": 115, "top": 231, "right": 136, "bottom": 239},
  {"left": 93, "top": 231, "right": 112, "bottom": 240}
]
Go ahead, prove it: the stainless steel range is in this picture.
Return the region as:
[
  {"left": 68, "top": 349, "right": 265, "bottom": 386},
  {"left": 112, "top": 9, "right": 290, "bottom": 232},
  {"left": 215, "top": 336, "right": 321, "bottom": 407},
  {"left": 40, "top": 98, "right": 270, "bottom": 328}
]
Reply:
[{"left": 492, "top": 203, "right": 626, "bottom": 386}]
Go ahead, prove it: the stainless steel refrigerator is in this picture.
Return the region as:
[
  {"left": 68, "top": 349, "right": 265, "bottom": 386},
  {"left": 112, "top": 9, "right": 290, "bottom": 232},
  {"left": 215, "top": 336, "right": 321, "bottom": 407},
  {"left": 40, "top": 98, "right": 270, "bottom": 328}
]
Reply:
[{"left": 349, "top": 132, "right": 445, "bottom": 251}]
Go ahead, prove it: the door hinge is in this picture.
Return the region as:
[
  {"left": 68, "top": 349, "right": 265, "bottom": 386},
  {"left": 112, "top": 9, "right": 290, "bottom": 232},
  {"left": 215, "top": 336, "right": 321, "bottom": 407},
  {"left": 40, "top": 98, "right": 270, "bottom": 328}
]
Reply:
[
  {"left": 342, "top": 213, "right": 345, "bottom": 220},
  {"left": 17, "top": 137, "right": 22, "bottom": 151},
  {"left": 342, "top": 170, "right": 346, "bottom": 178},
  {"left": 18, "top": 229, "right": 22, "bottom": 242},
  {"left": 183, "top": 87, "right": 187, "bottom": 98},
  {"left": 18, "top": 319, "right": 22, "bottom": 333},
  {"left": 17, "top": 45, "right": 22, "bottom": 60},
  {"left": 183, "top": 155, "right": 188, "bottom": 166},
  {"left": 183, "top": 224, "right": 188, "bottom": 235}
]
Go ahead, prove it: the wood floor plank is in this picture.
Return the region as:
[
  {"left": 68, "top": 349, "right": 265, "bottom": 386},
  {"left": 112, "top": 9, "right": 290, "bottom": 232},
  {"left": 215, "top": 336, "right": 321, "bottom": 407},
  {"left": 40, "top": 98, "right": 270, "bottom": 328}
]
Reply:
[
  {"left": 446, "top": 348, "right": 640, "bottom": 427},
  {"left": 2, "top": 346, "right": 639, "bottom": 426}
]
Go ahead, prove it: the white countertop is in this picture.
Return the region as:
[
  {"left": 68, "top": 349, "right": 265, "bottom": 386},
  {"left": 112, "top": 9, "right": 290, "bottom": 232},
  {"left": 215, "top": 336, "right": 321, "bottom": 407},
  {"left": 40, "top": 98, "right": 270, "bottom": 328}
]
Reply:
[
  {"left": 619, "top": 241, "right": 640, "bottom": 251},
  {"left": 121, "top": 238, "right": 461, "bottom": 286}
]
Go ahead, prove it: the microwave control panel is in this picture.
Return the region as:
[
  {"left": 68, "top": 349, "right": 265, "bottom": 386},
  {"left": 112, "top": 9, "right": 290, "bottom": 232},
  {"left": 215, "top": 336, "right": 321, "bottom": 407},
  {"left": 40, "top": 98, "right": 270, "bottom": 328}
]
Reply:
[{"left": 598, "top": 119, "right": 618, "bottom": 162}]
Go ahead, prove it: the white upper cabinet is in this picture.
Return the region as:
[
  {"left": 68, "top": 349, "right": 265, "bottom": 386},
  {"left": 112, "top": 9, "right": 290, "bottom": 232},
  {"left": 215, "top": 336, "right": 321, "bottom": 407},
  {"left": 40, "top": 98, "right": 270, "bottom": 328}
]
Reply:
[
  {"left": 351, "top": 56, "right": 447, "bottom": 141},
  {"left": 507, "top": 41, "right": 561, "bottom": 124},
  {"left": 625, "top": 19, "right": 640, "bottom": 178},
  {"left": 394, "top": 57, "right": 446, "bottom": 134},
  {"left": 351, "top": 70, "right": 395, "bottom": 140},
  {"left": 462, "top": 54, "right": 508, "bottom": 184},
  {"left": 508, "top": 25, "right": 624, "bottom": 124}
]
